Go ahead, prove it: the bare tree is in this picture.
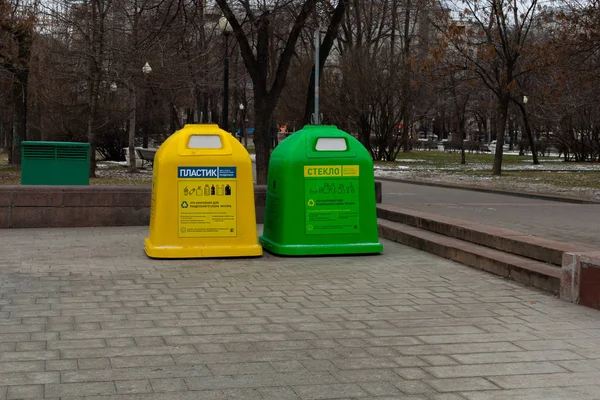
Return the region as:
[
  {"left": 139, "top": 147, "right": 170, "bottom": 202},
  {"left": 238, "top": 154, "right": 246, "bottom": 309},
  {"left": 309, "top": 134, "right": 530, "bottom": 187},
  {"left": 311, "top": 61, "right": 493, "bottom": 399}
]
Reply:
[
  {"left": 0, "top": 0, "right": 36, "bottom": 165},
  {"left": 327, "top": 0, "right": 430, "bottom": 158},
  {"left": 433, "top": 0, "right": 541, "bottom": 174},
  {"left": 531, "top": 1, "right": 600, "bottom": 162},
  {"left": 301, "top": 0, "right": 350, "bottom": 125},
  {"left": 84, "top": 0, "right": 113, "bottom": 176},
  {"left": 216, "top": 0, "right": 317, "bottom": 185}
]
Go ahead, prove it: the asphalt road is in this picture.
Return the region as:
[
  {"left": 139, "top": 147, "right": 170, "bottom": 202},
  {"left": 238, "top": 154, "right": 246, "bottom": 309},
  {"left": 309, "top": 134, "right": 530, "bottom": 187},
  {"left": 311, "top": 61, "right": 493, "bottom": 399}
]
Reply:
[{"left": 381, "top": 180, "right": 600, "bottom": 249}]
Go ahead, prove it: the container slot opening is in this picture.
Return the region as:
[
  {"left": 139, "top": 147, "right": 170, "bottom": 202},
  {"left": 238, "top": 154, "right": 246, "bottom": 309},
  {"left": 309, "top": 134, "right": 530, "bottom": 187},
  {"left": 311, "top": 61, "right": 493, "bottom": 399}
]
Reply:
[
  {"left": 188, "top": 135, "right": 222, "bottom": 149},
  {"left": 315, "top": 138, "right": 347, "bottom": 151}
]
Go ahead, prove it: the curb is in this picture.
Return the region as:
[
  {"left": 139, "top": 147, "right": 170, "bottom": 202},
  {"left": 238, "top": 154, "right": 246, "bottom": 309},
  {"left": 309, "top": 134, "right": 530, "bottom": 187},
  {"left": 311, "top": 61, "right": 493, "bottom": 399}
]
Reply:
[{"left": 375, "top": 177, "right": 600, "bottom": 205}]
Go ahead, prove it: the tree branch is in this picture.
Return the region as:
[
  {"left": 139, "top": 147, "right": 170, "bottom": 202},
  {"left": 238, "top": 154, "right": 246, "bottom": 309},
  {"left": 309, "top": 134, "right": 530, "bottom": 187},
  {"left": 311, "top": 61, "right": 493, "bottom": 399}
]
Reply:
[
  {"left": 267, "top": 0, "right": 317, "bottom": 104},
  {"left": 303, "top": 0, "right": 350, "bottom": 123},
  {"left": 215, "top": 0, "right": 259, "bottom": 83}
]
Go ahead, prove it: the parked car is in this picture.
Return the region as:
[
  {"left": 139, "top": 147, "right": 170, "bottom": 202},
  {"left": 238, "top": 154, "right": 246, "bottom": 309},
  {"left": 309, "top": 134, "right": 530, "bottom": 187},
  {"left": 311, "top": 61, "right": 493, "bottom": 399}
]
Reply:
[{"left": 417, "top": 132, "right": 438, "bottom": 142}]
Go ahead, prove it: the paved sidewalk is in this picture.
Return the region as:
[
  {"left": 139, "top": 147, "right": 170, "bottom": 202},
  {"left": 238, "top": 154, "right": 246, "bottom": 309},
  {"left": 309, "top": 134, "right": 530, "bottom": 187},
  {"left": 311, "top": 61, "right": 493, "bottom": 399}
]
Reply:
[
  {"left": 1, "top": 227, "right": 600, "bottom": 399},
  {"left": 382, "top": 181, "right": 600, "bottom": 248}
]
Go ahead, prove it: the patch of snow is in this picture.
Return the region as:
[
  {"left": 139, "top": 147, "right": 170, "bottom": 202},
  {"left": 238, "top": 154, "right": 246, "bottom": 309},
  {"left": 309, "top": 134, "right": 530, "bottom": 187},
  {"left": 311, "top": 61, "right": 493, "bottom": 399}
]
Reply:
[
  {"left": 502, "top": 163, "right": 600, "bottom": 171},
  {"left": 395, "top": 159, "right": 431, "bottom": 163},
  {"left": 385, "top": 160, "right": 600, "bottom": 172},
  {"left": 97, "top": 161, "right": 128, "bottom": 168},
  {"left": 94, "top": 162, "right": 153, "bottom": 182},
  {"left": 525, "top": 158, "right": 563, "bottom": 162},
  {"left": 374, "top": 165, "right": 411, "bottom": 170},
  {"left": 373, "top": 169, "right": 600, "bottom": 202}
]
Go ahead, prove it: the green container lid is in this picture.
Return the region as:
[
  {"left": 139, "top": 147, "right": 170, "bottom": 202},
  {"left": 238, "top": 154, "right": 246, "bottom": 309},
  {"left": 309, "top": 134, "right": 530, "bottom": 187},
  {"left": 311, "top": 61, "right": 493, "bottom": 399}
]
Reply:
[{"left": 259, "top": 125, "right": 383, "bottom": 256}]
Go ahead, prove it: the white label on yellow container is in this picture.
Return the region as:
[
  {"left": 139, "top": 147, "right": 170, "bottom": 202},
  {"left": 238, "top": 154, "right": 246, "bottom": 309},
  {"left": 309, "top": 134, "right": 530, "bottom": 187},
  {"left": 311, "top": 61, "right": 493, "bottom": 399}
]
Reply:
[{"left": 177, "top": 180, "right": 237, "bottom": 237}]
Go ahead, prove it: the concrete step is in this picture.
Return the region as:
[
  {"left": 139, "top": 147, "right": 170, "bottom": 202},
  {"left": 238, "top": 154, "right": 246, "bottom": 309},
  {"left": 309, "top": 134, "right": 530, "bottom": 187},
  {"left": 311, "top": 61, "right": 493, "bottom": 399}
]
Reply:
[
  {"left": 378, "top": 218, "right": 562, "bottom": 294},
  {"left": 377, "top": 203, "right": 594, "bottom": 266}
]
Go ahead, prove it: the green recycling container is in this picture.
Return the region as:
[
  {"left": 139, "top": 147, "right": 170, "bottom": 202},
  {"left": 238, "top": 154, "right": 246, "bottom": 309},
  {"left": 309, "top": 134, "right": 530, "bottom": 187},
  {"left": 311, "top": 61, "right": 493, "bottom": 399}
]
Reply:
[
  {"left": 21, "top": 141, "right": 90, "bottom": 185},
  {"left": 259, "top": 125, "right": 383, "bottom": 256}
]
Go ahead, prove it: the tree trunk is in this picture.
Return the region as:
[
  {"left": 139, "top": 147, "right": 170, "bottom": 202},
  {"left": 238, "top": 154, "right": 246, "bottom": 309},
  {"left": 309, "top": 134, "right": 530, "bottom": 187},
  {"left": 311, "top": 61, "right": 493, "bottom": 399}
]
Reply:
[
  {"left": 142, "top": 93, "right": 149, "bottom": 148},
  {"left": 508, "top": 119, "right": 514, "bottom": 151},
  {"left": 216, "top": 0, "right": 317, "bottom": 185},
  {"left": 524, "top": 122, "right": 538, "bottom": 164},
  {"left": 401, "top": 108, "right": 411, "bottom": 153},
  {"left": 401, "top": 0, "right": 412, "bottom": 153},
  {"left": 87, "top": 78, "right": 99, "bottom": 177},
  {"left": 358, "top": 116, "right": 373, "bottom": 156},
  {"left": 459, "top": 117, "right": 466, "bottom": 165},
  {"left": 0, "top": 121, "right": 4, "bottom": 152},
  {"left": 253, "top": 98, "right": 273, "bottom": 185},
  {"left": 11, "top": 71, "right": 28, "bottom": 166},
  {"left": 303, "top": 66, "right": 317, "bottom": 126},
  {"left": 6, "top": 119, "right": 13, "bottom": 164},
  {"left": 492, "top": 96, "right": 509, "bottom": 175},
  {"left": 86, "top": 0, "right": 107, "bottom": 178},
  {"left": 128, "top": 89, "right": 138, "bottom": 172},
  {"left": 520, "top": 104, "right": 539, "bottom": 164}
]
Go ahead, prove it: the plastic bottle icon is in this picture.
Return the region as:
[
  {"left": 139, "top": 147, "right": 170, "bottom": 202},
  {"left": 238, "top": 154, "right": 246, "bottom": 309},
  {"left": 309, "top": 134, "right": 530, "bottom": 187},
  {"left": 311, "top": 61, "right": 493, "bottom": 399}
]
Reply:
[
  {"left": 211, "top": 185, "right": 215, "bottom": 195},
  {"left": 184, "top": 186, "right": 189, "bottom": 196},
  {"left": 216, "top": 184, "right": 224, "bottom": 196},
  {"left": 204, "top": 185, "right": 210, "bottom": 196},
  {"left": 225, "top": 185, "right": 231, "bottom": 196},
  {"left": 196, "top": 186, "right": 203, "bottom": 196}
]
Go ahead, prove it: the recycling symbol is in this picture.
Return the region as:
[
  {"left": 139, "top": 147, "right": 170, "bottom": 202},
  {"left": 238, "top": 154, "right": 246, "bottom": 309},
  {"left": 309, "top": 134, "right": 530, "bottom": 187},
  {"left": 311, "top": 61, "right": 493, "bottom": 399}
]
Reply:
[
  {"left": 181, "top": 201, "right": 189, "bottom": 209},
  {"left": 307, "top": 199, "right": 315, "bottom": 207}
]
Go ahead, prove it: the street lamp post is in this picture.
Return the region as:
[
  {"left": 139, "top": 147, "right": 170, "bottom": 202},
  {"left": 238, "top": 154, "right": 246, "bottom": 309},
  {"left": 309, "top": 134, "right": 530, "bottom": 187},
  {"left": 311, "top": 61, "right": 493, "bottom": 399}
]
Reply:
[
  {"left": 239, "top": 103, "right": 246, "bottom": 148},
  {"left": 109, "top": 83, "right": 117, "bottom": 116},
  {"left": 521, "top": 95, "right": 538, "bottom": 164},
  {"left": 219, "top": 17, "right": 233, "bottom": 133},
  {"left": 521, "top": 95, "right": 528, "bottom": 156},
  {"left": 142, "top": 62, "right": 152, "bottom": 148},
  {"left": 128, "top": 62, "right": 152, "bottom": 172},
  {"left": 142, "top": 62, "right": 152, "bottom": 75}
]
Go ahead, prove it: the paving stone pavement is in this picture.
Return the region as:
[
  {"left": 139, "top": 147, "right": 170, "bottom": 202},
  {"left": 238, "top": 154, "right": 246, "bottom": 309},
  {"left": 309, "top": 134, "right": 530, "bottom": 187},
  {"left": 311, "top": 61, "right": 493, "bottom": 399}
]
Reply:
[{"left": 1, "top": 226, "right": 600, "bottom": 399}]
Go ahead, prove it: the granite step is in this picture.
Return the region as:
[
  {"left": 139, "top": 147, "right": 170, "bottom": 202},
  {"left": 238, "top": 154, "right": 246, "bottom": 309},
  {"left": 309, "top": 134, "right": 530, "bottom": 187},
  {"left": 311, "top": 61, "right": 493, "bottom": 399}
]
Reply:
[
  {"left": 376, "top": 203, "right": 594, "bottom": 266},
  {"left": 378, "top": 218, "right": 562, "bottom": 293}
]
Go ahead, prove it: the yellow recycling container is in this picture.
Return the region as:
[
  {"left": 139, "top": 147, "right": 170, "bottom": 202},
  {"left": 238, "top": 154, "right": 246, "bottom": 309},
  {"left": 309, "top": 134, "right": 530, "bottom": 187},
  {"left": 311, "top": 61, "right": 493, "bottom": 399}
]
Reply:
[{"left": 144, "top": 124, "right": 262, "bottom": 258}]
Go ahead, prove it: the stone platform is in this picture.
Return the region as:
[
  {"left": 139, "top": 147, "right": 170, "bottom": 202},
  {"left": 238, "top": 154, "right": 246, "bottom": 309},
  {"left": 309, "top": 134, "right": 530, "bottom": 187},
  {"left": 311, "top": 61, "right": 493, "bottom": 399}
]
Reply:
[{"left": 1, "top": 226, "right": 600, "bottom": 399}]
